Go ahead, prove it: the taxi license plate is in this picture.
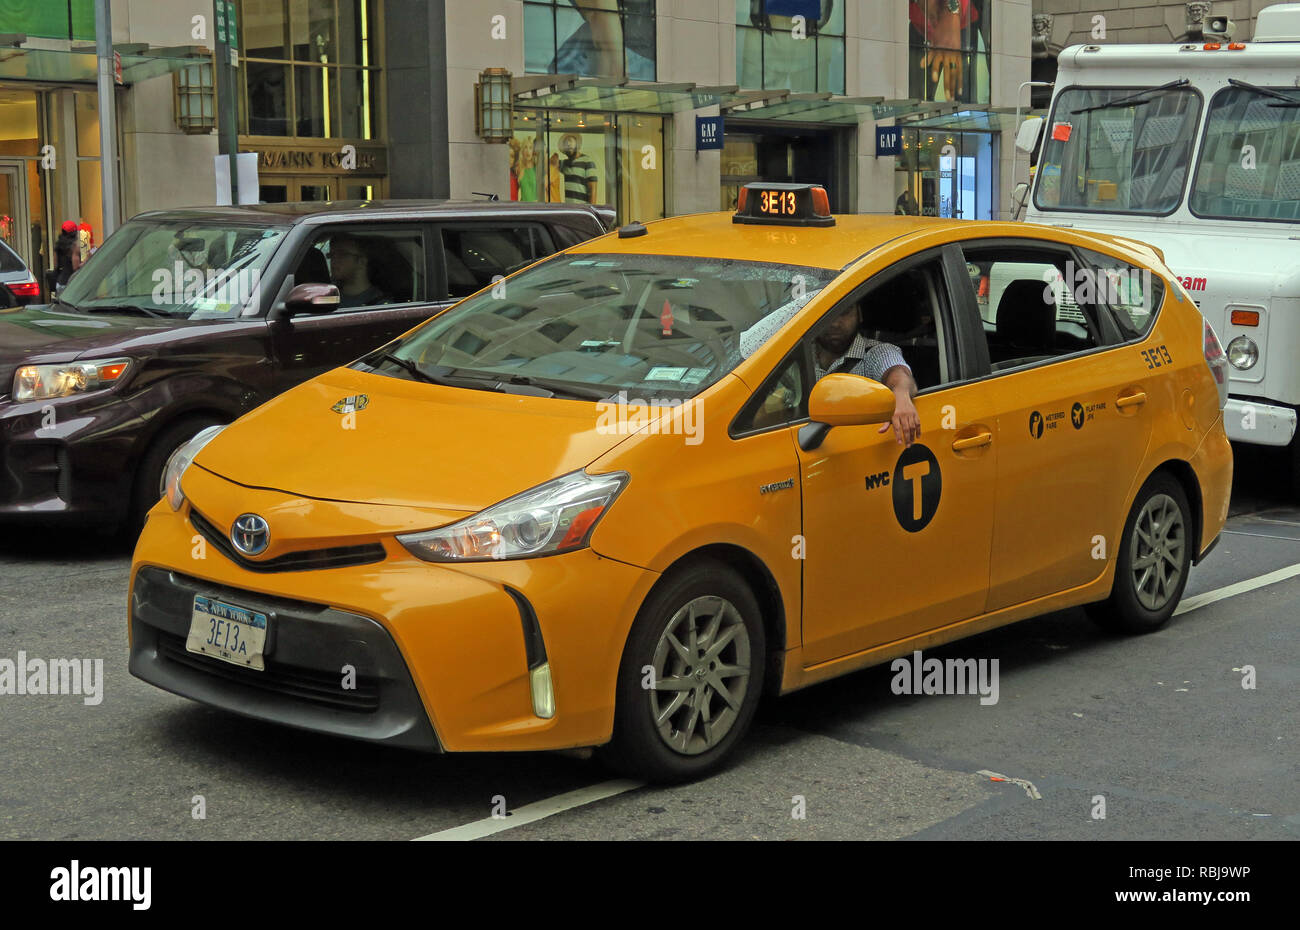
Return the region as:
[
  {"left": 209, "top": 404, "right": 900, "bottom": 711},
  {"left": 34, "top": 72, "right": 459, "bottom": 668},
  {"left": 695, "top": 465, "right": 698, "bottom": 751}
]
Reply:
[{"left": 185, "top": 595, "right": 269, "bottom": 671}]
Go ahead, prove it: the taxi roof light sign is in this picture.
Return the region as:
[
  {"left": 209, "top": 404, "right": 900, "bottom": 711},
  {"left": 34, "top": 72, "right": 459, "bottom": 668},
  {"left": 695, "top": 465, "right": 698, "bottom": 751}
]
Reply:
[{"left": 733, "top": 182, "right": 835, "bottom": 228}]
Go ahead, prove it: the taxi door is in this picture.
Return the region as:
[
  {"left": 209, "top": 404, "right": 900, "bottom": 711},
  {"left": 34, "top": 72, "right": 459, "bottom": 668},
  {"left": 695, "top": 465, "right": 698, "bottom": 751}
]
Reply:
[
  {"left": 957, "top": 240, "right": 1156, "bottom": 611},
  {"left": 792, "top": 250, "right": 998, "bottom": 666}
]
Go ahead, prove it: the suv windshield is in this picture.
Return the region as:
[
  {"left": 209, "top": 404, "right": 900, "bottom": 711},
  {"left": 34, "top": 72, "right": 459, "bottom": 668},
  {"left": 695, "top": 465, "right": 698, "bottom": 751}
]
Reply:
[
  {"left": 360, "top": 252, "right": 838, "bottom": 400},
  {"left": 1191, "top": 84, "right": 1300, "bottom": 222},
  {"left": 1034, "top": 85, "right": 1202, "bottom": 215},
  {"left": 61, "top": 219, "right": 289, "bottom": 318}
]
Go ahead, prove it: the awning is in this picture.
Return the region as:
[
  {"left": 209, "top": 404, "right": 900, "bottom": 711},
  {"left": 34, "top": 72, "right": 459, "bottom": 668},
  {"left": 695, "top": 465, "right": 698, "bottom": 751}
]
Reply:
[
  {"left": 514, "top": 75, "right": 739, "bottom": 114},
  {"left": 512, "top": 75, "right": 1042, "bottom": 131},
  {"left": 0, "top": 41, "right": 208, "bottom": 86}
]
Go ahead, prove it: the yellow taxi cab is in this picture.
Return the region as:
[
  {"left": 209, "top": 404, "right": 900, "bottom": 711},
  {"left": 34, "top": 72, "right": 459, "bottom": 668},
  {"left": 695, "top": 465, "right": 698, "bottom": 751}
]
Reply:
[{"left": 128, "top": 183, "right": 1233, "bottom": 782}]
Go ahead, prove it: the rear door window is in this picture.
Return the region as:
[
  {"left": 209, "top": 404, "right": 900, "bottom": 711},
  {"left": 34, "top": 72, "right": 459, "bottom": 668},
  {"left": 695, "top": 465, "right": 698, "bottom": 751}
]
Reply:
[{"left": 439, "top": 225, "right": 555, "bottom": 300}]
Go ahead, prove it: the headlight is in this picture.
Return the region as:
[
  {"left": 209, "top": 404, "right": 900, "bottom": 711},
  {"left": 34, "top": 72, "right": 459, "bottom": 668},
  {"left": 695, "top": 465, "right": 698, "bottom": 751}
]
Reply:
[
  {"left": 12, "top": 358, "right": 131, "bottom": 402},
  {"left": 398, "top": 470, "right": 629, "bottom": 562},
  {"left": 162, "top": 425, "right": 226, "bottom": 511},
  {"left": 1226, "top": 335, "right": 1258, "bottom": 371}
]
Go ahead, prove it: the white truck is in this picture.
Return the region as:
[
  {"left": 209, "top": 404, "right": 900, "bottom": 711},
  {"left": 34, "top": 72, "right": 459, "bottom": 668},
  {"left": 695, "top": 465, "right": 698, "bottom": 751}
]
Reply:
[{"left": 1019, "top": 3, "right": 1300, "bottom": 488}]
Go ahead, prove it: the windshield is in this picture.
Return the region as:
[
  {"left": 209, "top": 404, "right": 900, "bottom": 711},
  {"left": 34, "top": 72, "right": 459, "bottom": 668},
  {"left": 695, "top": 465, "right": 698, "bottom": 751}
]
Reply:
[
  {"left": 1034, "top": 85, "right": 1202, "bottom": 215},
  {"left": 360, "top": 252, "right": 838, "bottom": 400},
  {"left": 61, "top": 219, "right": 289, "bottom": 318},
  {"left": 1191, "top": 85, "right": 1300, "bottom": 222}
]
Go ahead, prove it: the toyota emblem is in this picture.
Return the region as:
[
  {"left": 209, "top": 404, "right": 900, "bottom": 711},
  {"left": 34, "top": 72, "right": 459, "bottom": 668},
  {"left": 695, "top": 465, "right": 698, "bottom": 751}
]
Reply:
[{"left": 230, "top": 514, "right": 270, "bottom": 556}]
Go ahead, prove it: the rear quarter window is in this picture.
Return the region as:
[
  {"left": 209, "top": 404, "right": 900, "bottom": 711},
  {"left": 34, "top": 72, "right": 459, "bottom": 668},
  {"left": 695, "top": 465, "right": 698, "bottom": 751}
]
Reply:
[{"left": 1077, "top": 247, "right": 1165, "bottom": 341}]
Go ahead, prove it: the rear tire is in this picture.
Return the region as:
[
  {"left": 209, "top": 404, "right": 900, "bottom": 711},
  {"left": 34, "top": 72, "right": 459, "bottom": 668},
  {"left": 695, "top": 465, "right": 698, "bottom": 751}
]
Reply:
[
  {"left": 1086, "top": 472, "right": 1192, "bottom": 634},
  {"left": 600, "top": 560, "right": 766, "bottom": 783},
  {"left": 128, "top": 415, "right": 223, "bottom": 538}
]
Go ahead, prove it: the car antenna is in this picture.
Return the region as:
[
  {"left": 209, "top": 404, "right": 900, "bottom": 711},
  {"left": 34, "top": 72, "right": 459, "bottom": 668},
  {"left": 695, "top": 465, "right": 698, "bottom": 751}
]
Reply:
[{"left": 471, "top": 191, "right": 500, "bottom": 202}]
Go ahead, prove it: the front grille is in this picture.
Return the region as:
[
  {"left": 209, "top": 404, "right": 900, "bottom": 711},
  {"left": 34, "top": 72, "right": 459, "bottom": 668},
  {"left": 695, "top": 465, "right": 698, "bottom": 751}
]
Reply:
[
  {"left": 190, "top": 508, "right": 387, "bottom": 573},
  {"left": 156, "top": 631, "right": 380, "bottom": 713}
]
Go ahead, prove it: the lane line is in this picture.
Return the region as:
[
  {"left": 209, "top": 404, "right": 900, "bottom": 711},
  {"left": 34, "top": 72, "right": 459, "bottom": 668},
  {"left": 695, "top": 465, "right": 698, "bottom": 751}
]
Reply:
[
  {"left": 412, "top": 779, "right": 643, "bottom": 841},
  {"left": 1176, "top": 560, "right": 1300, "bottom": 616},
  {"left": 1222, "top": 529, "right": 1300, "bottom": 543}
]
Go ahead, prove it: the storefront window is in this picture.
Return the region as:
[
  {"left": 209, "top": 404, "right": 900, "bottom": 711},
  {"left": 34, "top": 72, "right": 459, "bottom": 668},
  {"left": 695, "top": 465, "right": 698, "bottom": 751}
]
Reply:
[
  {"left": 735, "top": 1, "right": 845, "bottom": 95},
  {"left": 908, "top": 0, "right": 991, "bottom": 105},
  {"left": 239, "top": 0, "right": 381, "bottom": 139},
  {"left": 896, "top": 128, "right": 996, "bottom": 220},
  {"left": 523, "top": 1, "right": 657, "bottom": 81},
  {"left": 509, "top": 110, "right": 664, "bottom": 224}
]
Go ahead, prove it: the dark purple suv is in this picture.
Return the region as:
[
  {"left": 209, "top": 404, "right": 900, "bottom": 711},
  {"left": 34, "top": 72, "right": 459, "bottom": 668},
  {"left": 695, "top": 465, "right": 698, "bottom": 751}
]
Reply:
[{"left": 0, "top": 200, "right": 611, "bottom": 531}]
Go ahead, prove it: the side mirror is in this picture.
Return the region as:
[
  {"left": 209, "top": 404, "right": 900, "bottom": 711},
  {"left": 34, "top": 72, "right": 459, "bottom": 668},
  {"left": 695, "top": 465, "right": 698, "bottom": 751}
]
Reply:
[
  {"left": 799, "top": 374, "right": 896, "bottom": 451},
  {"left": 1015, "top": 116, "right": 1043, "bottom": 154},
  {"left": 284, "top": 282, "right": 341, "bottom": 316}
]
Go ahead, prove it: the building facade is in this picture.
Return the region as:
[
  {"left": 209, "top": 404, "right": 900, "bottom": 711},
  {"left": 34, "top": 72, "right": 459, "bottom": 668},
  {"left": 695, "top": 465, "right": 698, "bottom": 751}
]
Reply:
[
  {"left": 433, "top": 1, "right": 1035, "bottom": 223},
  {"left": 0, "top": 0, "right": 1038, "bottom": 288}
]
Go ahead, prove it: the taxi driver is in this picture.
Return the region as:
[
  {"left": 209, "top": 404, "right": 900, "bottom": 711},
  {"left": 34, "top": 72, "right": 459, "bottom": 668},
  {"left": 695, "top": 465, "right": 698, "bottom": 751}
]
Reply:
[
  {"left": 754, "top": 303, "right": 921, "bottom": 445},
  {"left": 814, "top": 304, "right": 920, "bottom": 445}
]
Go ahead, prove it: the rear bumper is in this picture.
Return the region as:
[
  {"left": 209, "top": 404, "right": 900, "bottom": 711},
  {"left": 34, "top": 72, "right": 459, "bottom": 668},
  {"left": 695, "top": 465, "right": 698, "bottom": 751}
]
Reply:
[
  {"left": 1190, "top": 417, "right": 1233, "bottom": 558},
  {"left": 1224, "top": 397, "right": 1296, "bottom": 447}
]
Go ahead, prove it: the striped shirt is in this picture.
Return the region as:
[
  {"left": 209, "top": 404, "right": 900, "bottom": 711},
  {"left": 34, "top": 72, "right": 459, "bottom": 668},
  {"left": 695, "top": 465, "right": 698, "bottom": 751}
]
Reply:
[
  {"left": 561, "top": 154, "right": 597, "bottom": 203},
  {"left": 816, "top": 333, "right": 910, "bottom": 383}
]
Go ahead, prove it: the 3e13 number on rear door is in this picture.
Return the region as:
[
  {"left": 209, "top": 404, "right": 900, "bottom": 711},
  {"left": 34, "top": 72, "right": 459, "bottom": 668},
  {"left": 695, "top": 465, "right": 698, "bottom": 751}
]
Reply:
[{"left": 1140, "top": 344, "right": 1172, "bottom": 369}]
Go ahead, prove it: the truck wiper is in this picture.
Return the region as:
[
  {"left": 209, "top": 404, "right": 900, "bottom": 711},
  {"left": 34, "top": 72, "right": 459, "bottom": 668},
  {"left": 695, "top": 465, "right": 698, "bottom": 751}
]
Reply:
[
  {"left": 1227, "top": 78, "right": 1300, "bottom": 108},
  {"left": 1074, "top": 79, "right": 1191, "bottom": 114}
]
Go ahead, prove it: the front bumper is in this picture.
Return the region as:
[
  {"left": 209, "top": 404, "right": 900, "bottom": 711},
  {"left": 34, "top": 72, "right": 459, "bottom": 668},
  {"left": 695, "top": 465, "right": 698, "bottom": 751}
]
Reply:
[
  {"left": 129, "top": 497, "right": 657, "bottom": 753},
  {"left": 1224, "top": 397, "right": 1296, "bottom": 447},
  {"left": 130, "top": 565, "right": 442, "bottom": 750},
  {"left": 0, "top": 391, "right": 140, "bottom": 523}
]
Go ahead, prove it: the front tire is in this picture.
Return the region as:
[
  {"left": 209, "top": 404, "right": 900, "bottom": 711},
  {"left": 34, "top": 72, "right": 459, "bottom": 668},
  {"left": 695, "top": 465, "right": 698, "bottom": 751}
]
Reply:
[
  {"left": 601, "top": 561, "right": 766, "bottom": 783},
  {"left": 1087, "top": 472, "right": 1192, "bottom": 634}
]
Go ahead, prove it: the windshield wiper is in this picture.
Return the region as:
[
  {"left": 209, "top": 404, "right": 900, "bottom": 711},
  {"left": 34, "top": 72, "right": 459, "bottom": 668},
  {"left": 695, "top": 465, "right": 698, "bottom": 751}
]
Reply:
[
  {"left": 1227, "top": 78, "right": 1300, "bottom": 108},
  {"left": 375, "top": 352, "right": 442, "bottom": 385},
  {"left": 1074, "top": 79, "right": 1191, "bottom": 114},
  {"left": 443, "top": 368, "right": 615, "bottom": 401},
  {"left": 81, "top": 303, "right": 168, "bottom": 319}
]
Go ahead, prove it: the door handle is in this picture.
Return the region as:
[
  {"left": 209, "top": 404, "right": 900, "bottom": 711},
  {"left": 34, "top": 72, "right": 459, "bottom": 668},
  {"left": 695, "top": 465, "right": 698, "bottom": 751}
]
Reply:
[
  {"left": 1116, "top": 391, "right": 1147, "bottom": 409},
  {"left": 951, "top": 431, "right": 993, "bottom": 451}
]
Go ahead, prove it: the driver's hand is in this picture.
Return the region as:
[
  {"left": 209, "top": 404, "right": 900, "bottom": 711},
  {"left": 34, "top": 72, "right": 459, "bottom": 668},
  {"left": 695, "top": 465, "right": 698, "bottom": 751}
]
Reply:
[{"left": 879, "top": 393, "right": 921, "bottom": 446}]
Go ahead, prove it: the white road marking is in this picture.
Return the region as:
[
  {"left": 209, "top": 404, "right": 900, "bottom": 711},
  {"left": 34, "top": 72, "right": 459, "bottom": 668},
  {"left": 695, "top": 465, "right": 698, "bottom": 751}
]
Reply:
[
  {"left": 1221, "top": 529, "right": 1300, "bottom": 543},
  {"left": 1175, "top": 560, "right": 1300, "bottom": 616},
  {"left": 978, "top": 769, "right": 1042, "bottom": 800},
  {"left": 412, "top": 779, "right": 643, "bottom": 841},
  {"left": 1251, "top": 516, "right": 1300, "bottom": 527}
]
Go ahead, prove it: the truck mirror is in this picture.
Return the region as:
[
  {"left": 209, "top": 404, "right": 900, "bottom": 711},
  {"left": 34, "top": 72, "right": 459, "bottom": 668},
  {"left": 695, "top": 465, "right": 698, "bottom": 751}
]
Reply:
[{"left": 1015, "top": 117, "right": 1044, "bottom": 154}]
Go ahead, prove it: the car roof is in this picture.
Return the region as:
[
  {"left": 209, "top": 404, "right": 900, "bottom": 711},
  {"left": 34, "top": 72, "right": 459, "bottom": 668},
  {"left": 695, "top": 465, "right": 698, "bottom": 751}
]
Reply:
[
  {"left": 567, "top": 212, "right": 979, "bottom": 269},
  {"left": 567, "top": 212, "right": 1161, "bottom": 271},
  {"left": 128, "top": 199, "right": 608, "bottom": 225}
]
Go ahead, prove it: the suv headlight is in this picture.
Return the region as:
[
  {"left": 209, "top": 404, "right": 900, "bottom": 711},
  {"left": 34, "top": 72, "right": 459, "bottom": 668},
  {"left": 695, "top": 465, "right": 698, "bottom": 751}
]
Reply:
[
  {"left": 398, "top": 470, "right": 629, "bottom": 562},
  {"left": 162, "top": 425, "right": 226, "bottom": 511},
  {"left": 13, "top": 359, "right": 131, "bottom": 402}
]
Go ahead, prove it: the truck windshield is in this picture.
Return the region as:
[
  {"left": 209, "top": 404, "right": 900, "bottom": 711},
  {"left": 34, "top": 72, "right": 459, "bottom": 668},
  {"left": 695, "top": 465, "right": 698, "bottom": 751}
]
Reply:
[
  {"left": 60, "top": 219, "right": 289, "bottom": 319},
  {"left": 1190, "top": 84, "right": 1300, "bottom": 222},
  {"left": 1034, "top": 85, "right": 1202, "bottom": 215}
]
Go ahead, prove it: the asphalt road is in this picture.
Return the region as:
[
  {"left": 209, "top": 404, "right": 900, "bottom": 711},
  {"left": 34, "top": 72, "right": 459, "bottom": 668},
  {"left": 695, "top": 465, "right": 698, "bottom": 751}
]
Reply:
[{"left": 1, "top": 442, "right": 1296, "bottom": 841}]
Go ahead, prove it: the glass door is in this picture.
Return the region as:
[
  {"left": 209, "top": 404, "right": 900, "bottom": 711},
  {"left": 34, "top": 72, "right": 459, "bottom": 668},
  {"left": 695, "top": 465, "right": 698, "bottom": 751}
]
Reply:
[{"left": 0, "top": 160, "right": 32, "bottom": 266}]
